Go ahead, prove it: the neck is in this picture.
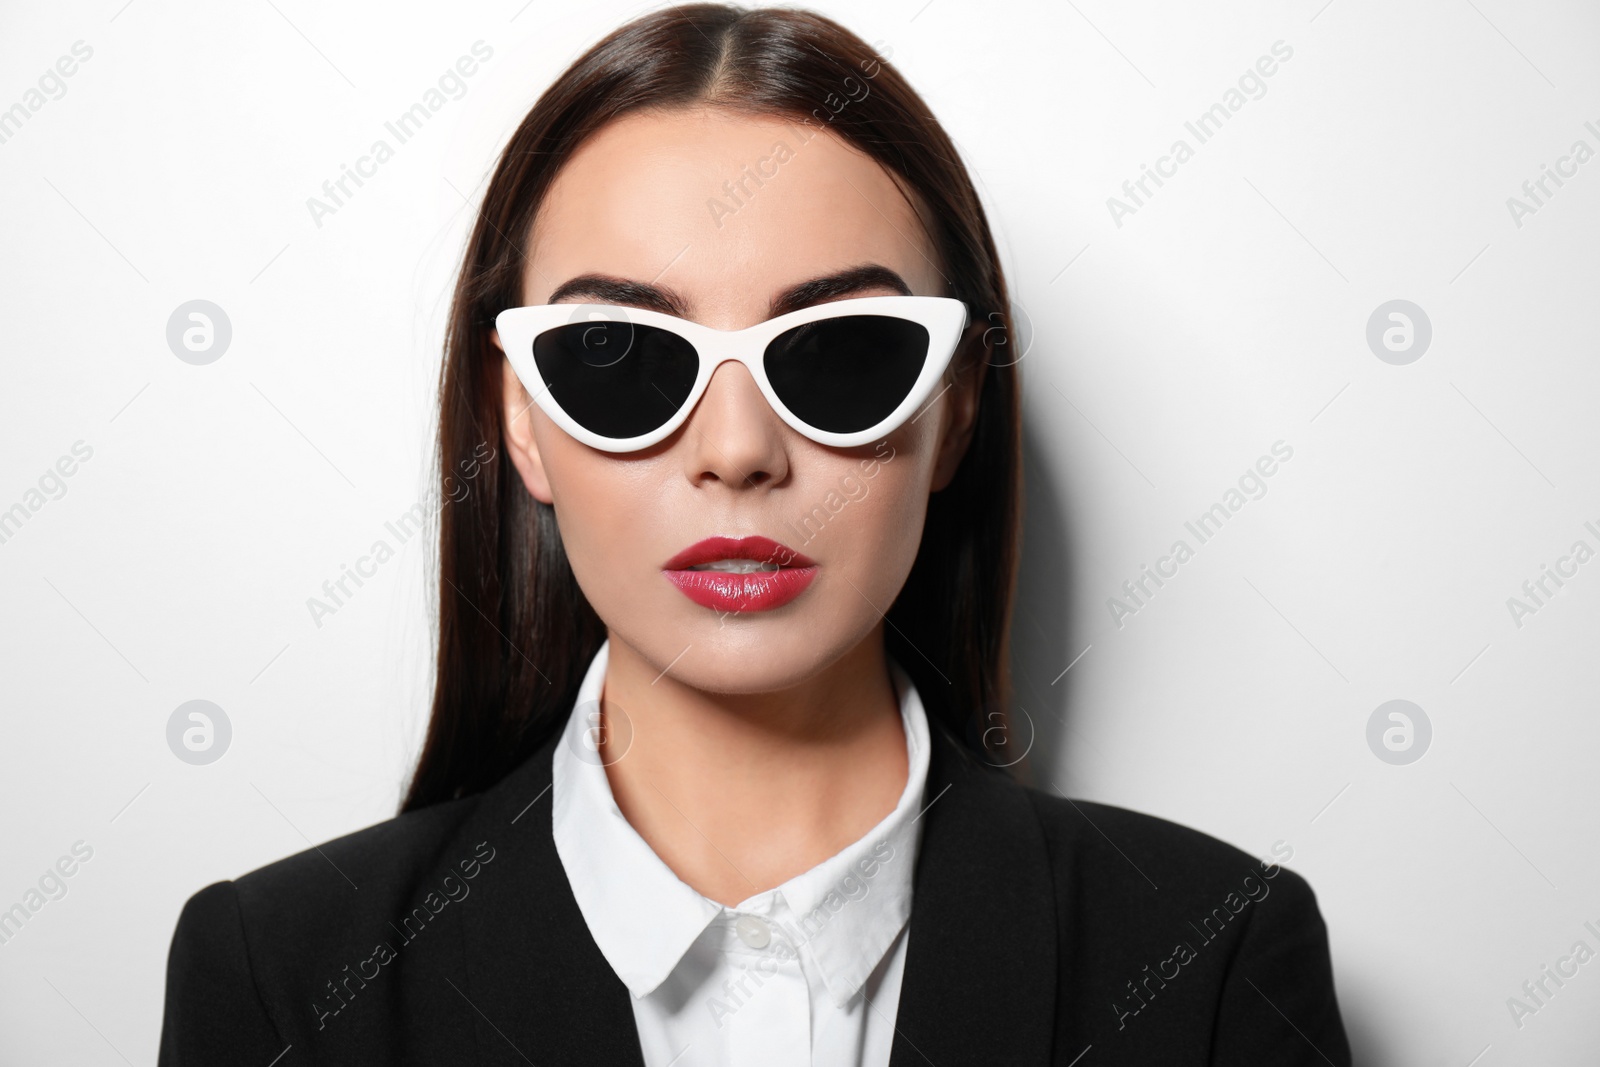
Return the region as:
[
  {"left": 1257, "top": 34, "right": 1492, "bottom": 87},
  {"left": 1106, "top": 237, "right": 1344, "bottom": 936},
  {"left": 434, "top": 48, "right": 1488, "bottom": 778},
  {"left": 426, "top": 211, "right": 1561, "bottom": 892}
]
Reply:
[{"left": 597, "top": 628, "right": 909, "bottom": 908}]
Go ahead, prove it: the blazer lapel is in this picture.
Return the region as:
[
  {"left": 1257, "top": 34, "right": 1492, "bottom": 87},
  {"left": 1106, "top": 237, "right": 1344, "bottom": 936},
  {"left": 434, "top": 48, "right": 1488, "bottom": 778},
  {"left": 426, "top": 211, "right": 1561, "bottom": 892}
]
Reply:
[
  {"left": 456, "top": 730, "right": 648, "bottom": 1067},
  {"left": 888, "top": 723, "right": 1060, "bottom": 1065}
]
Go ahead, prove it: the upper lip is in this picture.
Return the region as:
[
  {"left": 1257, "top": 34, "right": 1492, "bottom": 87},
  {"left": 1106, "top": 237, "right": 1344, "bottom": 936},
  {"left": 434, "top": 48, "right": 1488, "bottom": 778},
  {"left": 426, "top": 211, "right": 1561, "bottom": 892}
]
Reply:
[{"left": 663, "top": 535, "right": 816, "bottom": 570}]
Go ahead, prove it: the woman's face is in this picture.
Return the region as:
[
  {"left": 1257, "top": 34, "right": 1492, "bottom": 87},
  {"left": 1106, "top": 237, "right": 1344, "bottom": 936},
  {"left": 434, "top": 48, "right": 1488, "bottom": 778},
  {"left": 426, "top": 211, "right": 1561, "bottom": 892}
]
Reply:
[{"left": 497, "top": 108, "right": 980, "bottom": 693}]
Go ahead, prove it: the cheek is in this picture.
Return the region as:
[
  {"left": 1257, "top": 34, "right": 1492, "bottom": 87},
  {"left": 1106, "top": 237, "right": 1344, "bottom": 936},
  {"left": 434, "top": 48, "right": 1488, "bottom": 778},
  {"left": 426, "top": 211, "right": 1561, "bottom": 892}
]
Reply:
[
  {"left": 859, "top": 472, "right": 928, "bottom": 563},
  {"left": 814, "top": 449, "right": 935, "bottom": 601},
  {"left": 533, "top": 425, "right": 638, "bottom": 580}
]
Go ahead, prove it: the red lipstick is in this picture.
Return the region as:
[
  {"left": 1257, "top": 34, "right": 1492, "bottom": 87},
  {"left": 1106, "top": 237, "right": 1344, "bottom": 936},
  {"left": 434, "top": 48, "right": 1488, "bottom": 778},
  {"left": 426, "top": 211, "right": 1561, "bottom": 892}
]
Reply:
[{"left": 662, "top": 535, "right": 817, "bottom": 613}]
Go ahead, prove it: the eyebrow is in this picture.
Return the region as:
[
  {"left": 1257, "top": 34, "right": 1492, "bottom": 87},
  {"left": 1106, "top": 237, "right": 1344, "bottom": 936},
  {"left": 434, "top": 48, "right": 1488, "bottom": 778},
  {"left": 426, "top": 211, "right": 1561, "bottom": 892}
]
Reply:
[{"left": 544, "top": 264, "right": 914, "bottom": 321}]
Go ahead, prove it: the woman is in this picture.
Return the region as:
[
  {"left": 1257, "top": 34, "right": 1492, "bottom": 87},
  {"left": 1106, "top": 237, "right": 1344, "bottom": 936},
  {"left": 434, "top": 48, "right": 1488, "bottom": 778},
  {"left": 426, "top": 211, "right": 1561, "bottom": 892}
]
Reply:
[{"left": 159, "top": 6, "right": 1351, "bottom": 1064}]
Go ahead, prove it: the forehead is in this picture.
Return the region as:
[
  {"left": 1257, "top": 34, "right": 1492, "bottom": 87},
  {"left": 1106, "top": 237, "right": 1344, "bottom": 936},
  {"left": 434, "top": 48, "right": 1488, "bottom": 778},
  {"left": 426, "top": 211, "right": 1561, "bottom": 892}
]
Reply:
[{"left": 525, "top": 108, "right": 943, "bottom": 321}]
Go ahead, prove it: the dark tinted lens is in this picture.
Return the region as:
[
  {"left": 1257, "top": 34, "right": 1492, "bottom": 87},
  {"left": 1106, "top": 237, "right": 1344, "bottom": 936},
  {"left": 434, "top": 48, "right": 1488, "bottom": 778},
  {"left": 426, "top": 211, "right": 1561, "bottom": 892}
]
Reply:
[
  {"left": 531, "top": 321, "right": 698, "bottom": 439},
  {"left": 763, "top": 315, "right": 929, "bottom": 434}
]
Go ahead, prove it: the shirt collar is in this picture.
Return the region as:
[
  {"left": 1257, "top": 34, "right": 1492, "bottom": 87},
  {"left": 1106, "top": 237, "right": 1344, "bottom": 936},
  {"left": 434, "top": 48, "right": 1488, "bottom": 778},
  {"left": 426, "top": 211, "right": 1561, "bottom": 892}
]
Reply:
[{"left": 551, "top": 638, "right": 931, "bottom": 1009}]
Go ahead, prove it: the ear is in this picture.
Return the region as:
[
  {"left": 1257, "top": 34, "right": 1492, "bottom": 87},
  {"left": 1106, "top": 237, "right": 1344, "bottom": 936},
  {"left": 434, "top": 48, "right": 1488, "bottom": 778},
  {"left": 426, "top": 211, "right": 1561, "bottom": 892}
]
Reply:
[
  {"left": 930, "top": 324, "right": 989, "bottom": 492},
  {"left": 495, "top": 329, "right": 556, "bottom": 505}
]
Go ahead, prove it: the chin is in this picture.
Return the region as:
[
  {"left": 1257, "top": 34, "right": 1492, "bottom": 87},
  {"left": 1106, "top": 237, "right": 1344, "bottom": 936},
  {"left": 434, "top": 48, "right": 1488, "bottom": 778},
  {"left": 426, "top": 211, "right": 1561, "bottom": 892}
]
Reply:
[{"left": 620, "top": 599, "right": 866, "bottom": 695}]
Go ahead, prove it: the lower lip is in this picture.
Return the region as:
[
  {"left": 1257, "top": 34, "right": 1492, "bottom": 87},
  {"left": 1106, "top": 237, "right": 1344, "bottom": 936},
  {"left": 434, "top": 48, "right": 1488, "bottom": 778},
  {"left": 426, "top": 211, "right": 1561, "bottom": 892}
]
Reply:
[{"left": 662, "top": 566, "right": 818, "bottom": 612}]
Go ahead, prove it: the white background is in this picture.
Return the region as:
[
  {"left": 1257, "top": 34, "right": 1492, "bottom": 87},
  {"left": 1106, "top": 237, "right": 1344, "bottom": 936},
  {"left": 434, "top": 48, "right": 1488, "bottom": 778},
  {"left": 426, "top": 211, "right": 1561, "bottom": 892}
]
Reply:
[{"left": 2, "top": 0, "right": 1597, "bottom": 1063}]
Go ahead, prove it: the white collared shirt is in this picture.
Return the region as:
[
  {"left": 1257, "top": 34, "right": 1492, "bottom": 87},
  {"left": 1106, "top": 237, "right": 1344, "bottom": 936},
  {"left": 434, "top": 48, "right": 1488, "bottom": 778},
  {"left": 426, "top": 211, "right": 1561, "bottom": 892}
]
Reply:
[{"left": 552, "top": 639, "right": 931, "bottom": 1067}]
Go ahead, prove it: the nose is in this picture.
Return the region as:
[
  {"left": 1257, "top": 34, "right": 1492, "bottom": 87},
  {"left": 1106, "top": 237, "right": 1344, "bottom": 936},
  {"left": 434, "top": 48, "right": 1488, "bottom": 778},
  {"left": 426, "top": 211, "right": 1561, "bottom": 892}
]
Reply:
[{"left": 678, "top": 359, "right": 790, "bottom": 489}]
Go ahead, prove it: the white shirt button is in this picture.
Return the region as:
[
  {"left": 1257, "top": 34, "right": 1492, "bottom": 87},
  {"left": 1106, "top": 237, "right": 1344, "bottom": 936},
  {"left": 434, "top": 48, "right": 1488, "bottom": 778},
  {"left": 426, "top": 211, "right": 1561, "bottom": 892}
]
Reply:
[{"left": 734, "top": 914, "right": 772, "bottom": 949}]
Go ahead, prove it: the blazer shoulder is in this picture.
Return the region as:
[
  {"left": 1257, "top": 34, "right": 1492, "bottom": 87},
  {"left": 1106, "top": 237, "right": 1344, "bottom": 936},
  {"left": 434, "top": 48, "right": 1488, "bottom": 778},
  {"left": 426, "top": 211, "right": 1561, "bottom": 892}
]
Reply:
[
  {"left": 1020, "top": 787, "right": 1313, "bottom": 905},
  {"left": 1018, "top": 790, "right": 1350, "bottom": 1062},
  {"left": 174, "top": 792, "right": 489, "bottom": 954},
  {"left": 1024, "top": 788, "right": 1258, "bottom": 860},
  {"left": 162, "top": 794, "right": 498, "bottom": 1054}
]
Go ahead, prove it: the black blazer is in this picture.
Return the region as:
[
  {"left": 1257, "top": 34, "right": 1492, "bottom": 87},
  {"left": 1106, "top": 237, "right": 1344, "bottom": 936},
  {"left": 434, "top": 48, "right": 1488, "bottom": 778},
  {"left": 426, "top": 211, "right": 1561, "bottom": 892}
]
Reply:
[{"left": 159, "top": 719, "right": 1352, "bottom": 1065}]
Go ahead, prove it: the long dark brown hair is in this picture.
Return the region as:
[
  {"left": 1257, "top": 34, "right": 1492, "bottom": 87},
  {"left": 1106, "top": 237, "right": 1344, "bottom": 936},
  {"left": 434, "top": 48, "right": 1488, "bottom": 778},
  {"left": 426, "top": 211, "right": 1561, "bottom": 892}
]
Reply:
[{"left": 401, "top": 3, "right": 1022, "bottom": 812}]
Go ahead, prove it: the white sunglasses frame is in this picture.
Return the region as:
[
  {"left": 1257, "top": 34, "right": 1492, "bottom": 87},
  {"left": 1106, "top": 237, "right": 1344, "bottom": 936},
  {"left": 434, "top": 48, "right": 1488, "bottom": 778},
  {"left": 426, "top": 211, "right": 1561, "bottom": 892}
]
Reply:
[{"left": 494, "top": 295, "right": 969, "bottom": 453}]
